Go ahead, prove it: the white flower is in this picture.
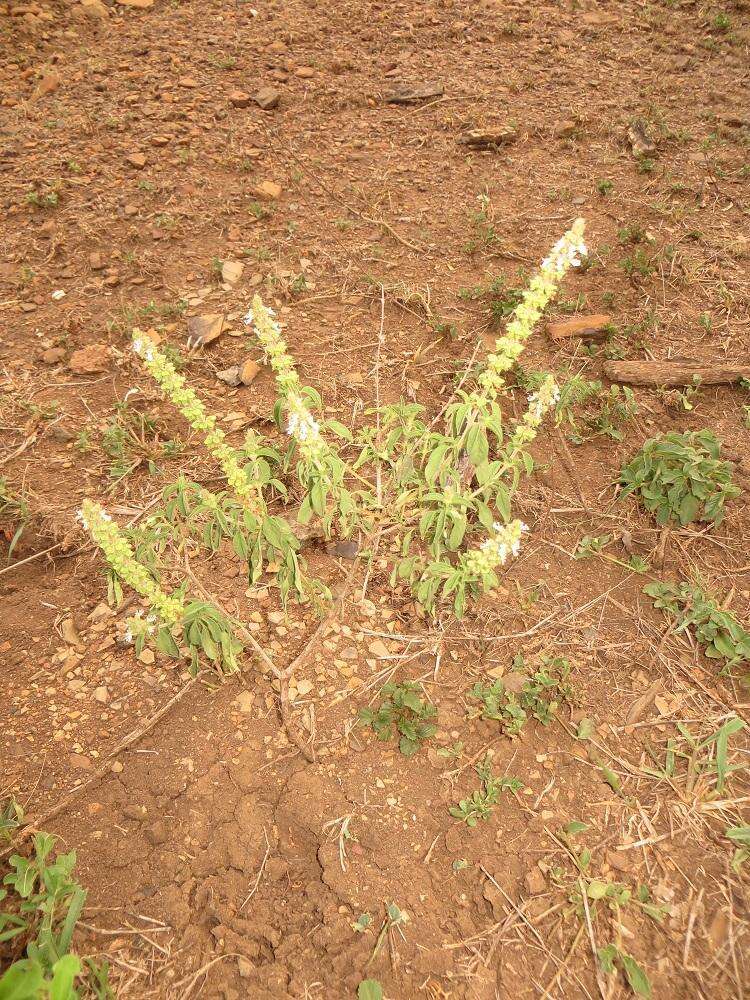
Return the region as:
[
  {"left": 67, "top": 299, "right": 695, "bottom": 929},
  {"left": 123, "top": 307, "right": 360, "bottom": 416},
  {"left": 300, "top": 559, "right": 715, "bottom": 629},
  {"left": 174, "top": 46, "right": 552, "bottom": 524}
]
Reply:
[
  {"left": 132, "top": 336, "right": 155, "bottom": 362},
  {"left": 242, "top": 308, "right": 254, "bottom": 327},
  {"left": 287, "top": 409, "right": 320, "bottom": 442},
  {"left": 76, "top": 509, "right": 89, "bottom": 531}
]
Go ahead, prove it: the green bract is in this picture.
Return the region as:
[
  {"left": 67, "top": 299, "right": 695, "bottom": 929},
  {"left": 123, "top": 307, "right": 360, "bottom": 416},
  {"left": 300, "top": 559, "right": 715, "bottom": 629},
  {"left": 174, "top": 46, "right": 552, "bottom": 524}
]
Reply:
[{"left": 621, "top": 430, "right": 739, "bottom": 526}]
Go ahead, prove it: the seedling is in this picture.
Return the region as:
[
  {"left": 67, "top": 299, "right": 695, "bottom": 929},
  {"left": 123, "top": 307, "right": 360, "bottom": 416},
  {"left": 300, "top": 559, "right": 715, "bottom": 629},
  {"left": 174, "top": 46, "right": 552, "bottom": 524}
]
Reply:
[
  {"left": 621, "top": 430, "right": 740, "bottom": 526},
  {"left": 0, "top": 796, "right": 24, "bottom": 842},
  {"left": 645, "top": 580, "right": 750, "bottom": 670},
  {"left": 0, "top": 831, "right": 111, "bottom": 996},
  {"left": 726, "top": 826, "right": 749, "bottom": 873},
  {"left": 0, "top": 477, "right": 30, "bottom": 562},
  {"left": 359, "top": 682, "right": 437, "bottom": 756},
  {"left": 468, "top": 656, "right": 573, "bottom": 735},
  {"left": 641, "top": 715, "right": 745, "bottom": 794},
  {"left": 101, "top": 400, "right": 183, "bottom": 481},
  {"left": 597, "top": 179, "right": 613, "bottom": 195},
  {"left": 450, "top": 755, "right": 523, "bottom": 826},
  {"left": 574, "top": 534, "right": 649, "bottom": 573},
  {"left": 621, "top": 248, "right": 654, "bottom": 278}
]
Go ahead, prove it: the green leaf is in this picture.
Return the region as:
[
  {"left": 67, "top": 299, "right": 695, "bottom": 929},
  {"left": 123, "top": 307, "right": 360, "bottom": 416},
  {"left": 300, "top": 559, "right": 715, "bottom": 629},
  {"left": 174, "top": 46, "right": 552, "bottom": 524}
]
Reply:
[
  {"left": 620, "top": 953, "right": 652, "bottom": 998},
  {"left": 597, "top": 943, "right": 618, "bottom": 975},
  {"left": 49, "top": 954, "right": 82, "bottom": 1000},
  {"left": 563, "top": 821, "right": 589, "bottom": 836},
  {"left": 576, "top": 718, "right": 595, "bottom": 740},
  {"left": 357, "top": 979, "right": 383, "bottom": 1000},
  {"left": 726, "top": 825, "right": 750, "bottom": 845},
  {"left": 0, "top": 959, "right": 45, "bottom": 999}
]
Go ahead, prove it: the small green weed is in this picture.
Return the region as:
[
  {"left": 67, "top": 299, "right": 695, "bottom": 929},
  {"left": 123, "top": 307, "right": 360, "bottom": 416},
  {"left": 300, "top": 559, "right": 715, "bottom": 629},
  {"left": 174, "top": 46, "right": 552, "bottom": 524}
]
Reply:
[
  {"left": 101, "top": 401, "right": 183, "bottom": 480},
  {"left": 726, "top": 826, "right": 749, "bottom": 873},
  {"left": 468, "top": 656, "right": 573, "bottom": 735},
  {"left": 596, "top": 179, "right": 613, "bottom": 196},
  {"left": 0, "top": 477, "right": 30, "bottom": 562},
  {"left": 0, "top": 831, "right": 112, "bottom": 997},
  {"left": 645, "top": 580, "right": 750, "bottom": 670},
  {"left": 621, "top": 248, "right": 654, "bottom": 278},
  {"left": 450, "top": 755, "right": 523, "bottom": 826},
  {"left": 642, "top": 715, "right": 744, "bottom": 793},
  {"left": 359, "top": 681, "right": 437, "bottom": 756},
  {"left": 621, "top": 430, "right": 739, "bottom": 526}
]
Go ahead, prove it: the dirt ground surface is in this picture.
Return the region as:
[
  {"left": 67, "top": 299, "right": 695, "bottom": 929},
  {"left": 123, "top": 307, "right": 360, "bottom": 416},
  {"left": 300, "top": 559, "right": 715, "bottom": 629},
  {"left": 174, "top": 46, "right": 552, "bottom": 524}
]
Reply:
[{"left": 1, "top": 0, "right": 749, "bottom": 997}]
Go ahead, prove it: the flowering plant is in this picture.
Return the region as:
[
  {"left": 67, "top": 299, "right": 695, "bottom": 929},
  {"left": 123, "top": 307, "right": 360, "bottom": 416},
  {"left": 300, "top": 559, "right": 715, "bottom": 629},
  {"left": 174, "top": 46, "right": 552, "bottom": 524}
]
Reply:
[
  {"left": 78, "top": 500, "right": 242, "bottom": 673},
  {"left": 245, "top": 296, "right": 359, "bottom": 536}
]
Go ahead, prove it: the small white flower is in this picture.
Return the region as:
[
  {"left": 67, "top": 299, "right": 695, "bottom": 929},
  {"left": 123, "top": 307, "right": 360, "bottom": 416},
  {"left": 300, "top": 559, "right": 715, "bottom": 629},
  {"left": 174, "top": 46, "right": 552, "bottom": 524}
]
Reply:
[
  {"left": 242, "top": 308, "right": 254, "bottom": 327},
  {"left": 132, "top": 337, "right": 155, "bottom": 362},
  {"left": 76, "top": 509, "right": 89, "bottom": 531}
]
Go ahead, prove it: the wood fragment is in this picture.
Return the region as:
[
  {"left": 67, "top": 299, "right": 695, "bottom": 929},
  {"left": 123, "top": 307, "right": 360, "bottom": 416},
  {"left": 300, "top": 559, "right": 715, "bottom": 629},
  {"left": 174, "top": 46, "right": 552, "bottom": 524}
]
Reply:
[
  {"left": 603, "top": 360, "right": 750, "bottom": 387},
  {"left": 460, "top": 127, "right": 517, "bottom": 149},
  {"left": 548, "top": 314, "right": 611, "bottom": 341},
  {"left": 386, "top": 82, "right": 444, "bottom": 104}
]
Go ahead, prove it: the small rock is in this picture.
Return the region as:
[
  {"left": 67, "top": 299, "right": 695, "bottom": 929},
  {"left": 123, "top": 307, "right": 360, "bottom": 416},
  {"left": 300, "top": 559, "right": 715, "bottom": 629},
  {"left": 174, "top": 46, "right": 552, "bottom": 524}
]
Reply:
[
  {"left": 233, "top": 691, "right": 255, "bottom": 713},
  {"left": 145, "top": 820, "right": 168, "bottom": 845},
  {"left": 461, "top": 126, "right": 517, "bottom": 148},
  {"left": 255, "top": 180, "right": 282, "bottom": 200},
  {"left": 221, "top": 259, "right": 243, "bottom": 285},
  {"left": 33, "top": 72, "right": 60, "bottom": 99},
  {"left": 237, "top": 957, "right": 254, "bottom": 979},
  {"left": 178, "top": 76, "right": 198, "bottom": 88},
  {"left": 297, "top": 679, "right": 314, "bottom": 696},
  {"left": 139, "top": 648, "right": 155, "bottom": 665},
  {"left": 240, "top": 359, "right": 260, "bottom": 385},
  {"left": 68, "top": 344, "right": 110, "bottom": 374},
  {"left": 89, "top": 252, "right": 105, "bottom": 270},
  {"left": 254, "top": 87, "right": 280, "bottom": 110},
  {"left": 368, "top": 639, "right": 390, "bottom": 658},
  {"left": 61, "top": 617, "right": 82, "bottom": 645},
  {"left": 151, "top": 135, "right": 170, "bottom": 147},
  {"left": 69, "top": 752, "right": 93, "bottom": 771},
  {"left": 111, "top": 760, "right": 124, "bottom": 773},
  {"left": 525, "top": 868, "right": 547, "bottom": 895},
  {"left": 93, "top": 686, "right": 109, "bottom": 704},
  {"left": 186, "top": 313, "right": 224, "bottom": 350},
  {"left": 229, "top": 90, "right": 252, "bottom": 108},
  {"left": 40, "top": 347, "right": 66, "bottom": 365},
  {"left": 295, "top": 66, "right": 315, "bottom": 79},
  {"left": 125, "top": 152, "right": 147, "bottom": 169}
]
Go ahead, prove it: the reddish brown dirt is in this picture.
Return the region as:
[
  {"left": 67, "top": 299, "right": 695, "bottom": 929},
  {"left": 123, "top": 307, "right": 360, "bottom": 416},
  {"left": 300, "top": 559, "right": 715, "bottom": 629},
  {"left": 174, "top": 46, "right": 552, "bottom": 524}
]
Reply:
[{"left": 1, "top": 0, "right": 749, "bottom": 997}]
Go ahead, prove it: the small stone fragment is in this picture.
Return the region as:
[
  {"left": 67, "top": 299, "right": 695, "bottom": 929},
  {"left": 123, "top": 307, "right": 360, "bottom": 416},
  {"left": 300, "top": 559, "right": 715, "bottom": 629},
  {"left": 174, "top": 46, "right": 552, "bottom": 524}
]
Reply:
[
  {"left": 145, "top": 820, "right": 168, "bottom": 845},
  {"left": 93, "top": 686, "right": 109, "bottom": 704},
  {"left": 229, "top": 90, "right": 252, "bottom": 108},
  {"left": 525, "top": 868, "right": 547, "bottom": 895},
  {"left": 186, "top": 313, "right": 225, "bottom": 350},
  {"left": 221, "top": 259, "right": 243, "bottom": 285},
  {"left": 255, "top": 180, "right": 282, "bottom": 200},
  {"left": 254, "top": 87, "right": 280, "bottom": 110},
  {"left": 233, "top": 691, "right": 255, "bottom": 713},
  {"left": 461, "top": 126, "right": 517, "bottom": 148},
  {"left": 240, "top": 359, "right": 260, "bottom": 385},
  {"left": 125, "top": 152, "right": 146, "bottom": 169},
  {"left": 68, "top": 344, "right": 110, "bottom": 374},
  {"left": 295, "top": 66, "right": 315, "bottom": 79},
  {"left": 69, "top": 752, "right": 93, "bottom": 771}
]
